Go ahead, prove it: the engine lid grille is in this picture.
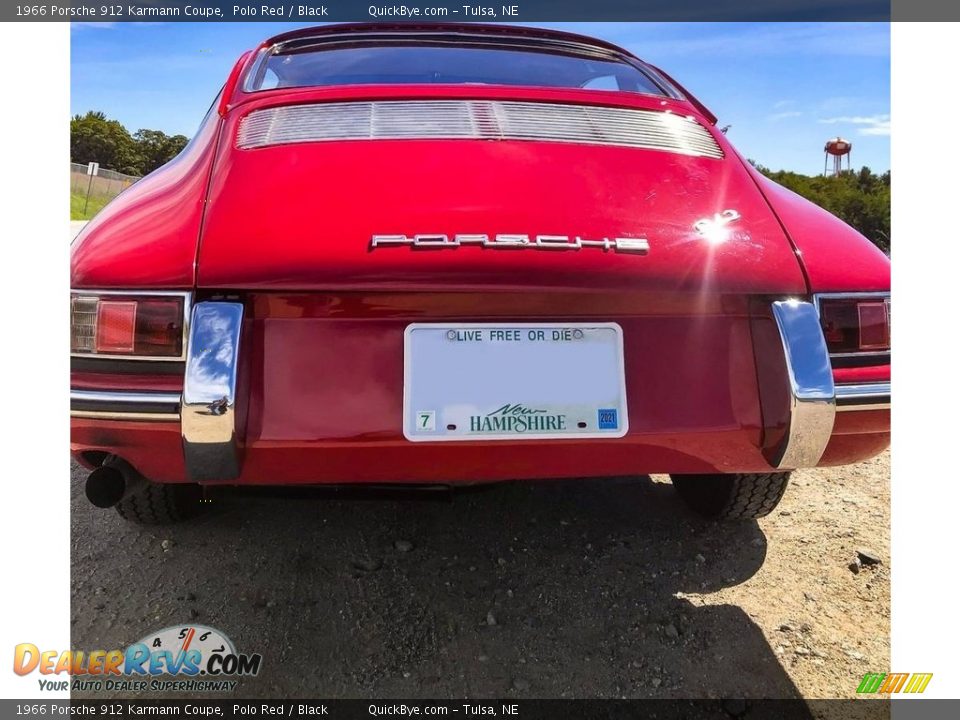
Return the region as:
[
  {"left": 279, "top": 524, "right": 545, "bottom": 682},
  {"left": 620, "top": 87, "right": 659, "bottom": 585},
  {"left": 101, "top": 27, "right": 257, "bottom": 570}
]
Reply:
[{"left": 236, "top": 100, "right": 724, "bottom": 159}]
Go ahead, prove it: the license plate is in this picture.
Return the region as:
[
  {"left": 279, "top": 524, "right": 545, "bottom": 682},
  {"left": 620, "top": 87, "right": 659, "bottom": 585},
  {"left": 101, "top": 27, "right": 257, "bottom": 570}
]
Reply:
[{"left": 403, "top": 323, "right": 628, "bottom": 441}]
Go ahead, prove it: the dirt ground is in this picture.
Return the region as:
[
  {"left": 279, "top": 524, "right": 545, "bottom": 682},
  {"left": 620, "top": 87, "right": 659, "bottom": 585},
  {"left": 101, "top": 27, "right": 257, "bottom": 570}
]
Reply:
[{"left": 70, "top": 450, "right": 889, "bottom": 702}]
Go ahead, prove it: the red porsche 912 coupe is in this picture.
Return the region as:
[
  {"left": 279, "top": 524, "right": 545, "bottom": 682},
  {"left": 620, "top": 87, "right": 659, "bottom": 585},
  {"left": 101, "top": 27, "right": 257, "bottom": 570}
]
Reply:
[{"left": 70, "top": 23, "right": 890, "bottom": 524}]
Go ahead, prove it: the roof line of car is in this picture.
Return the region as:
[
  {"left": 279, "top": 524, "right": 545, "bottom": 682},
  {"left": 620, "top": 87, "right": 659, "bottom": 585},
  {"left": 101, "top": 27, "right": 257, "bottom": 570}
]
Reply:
[{"left": 260, "top": 22, "right": 639, "bottom": 60}]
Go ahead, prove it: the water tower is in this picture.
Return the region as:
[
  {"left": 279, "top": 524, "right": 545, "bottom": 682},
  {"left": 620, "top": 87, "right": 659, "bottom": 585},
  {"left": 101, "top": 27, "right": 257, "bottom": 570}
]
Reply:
[{"left": 824, "top": 137, "right": 852, "bottom": 176}]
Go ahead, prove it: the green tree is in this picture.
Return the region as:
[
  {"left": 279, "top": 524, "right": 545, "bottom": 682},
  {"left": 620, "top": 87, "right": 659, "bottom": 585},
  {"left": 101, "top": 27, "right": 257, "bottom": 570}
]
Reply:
[
  {"left": 71, "top": 111, "right": 189, "bottom": 176},
  {"left": 70, "top": 111, "right": 141, "bottom": 175},
  {"left": 133, "top": 128, "right": 189, "bottom": 175}
]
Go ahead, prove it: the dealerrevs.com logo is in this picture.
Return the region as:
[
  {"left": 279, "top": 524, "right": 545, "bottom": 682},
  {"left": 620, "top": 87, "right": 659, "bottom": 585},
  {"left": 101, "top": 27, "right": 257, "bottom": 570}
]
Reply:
[{"left": 14, "top": 624, "right": 262, "bottom": 693}]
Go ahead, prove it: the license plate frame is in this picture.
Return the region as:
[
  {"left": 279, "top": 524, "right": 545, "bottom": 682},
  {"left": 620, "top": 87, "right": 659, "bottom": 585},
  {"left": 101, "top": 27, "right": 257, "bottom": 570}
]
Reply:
[{"left": 403, "top": 322, "right": 628, "bottom": 442}]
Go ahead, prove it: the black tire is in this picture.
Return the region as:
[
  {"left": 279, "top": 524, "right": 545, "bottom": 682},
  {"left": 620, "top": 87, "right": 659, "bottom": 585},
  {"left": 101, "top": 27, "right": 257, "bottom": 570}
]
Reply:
[
  {"left": 115, "top": 481, "right": 203, "bottom": 525},
  {"left": 670, "top": 472, "right": 791, "bottom": 520}
]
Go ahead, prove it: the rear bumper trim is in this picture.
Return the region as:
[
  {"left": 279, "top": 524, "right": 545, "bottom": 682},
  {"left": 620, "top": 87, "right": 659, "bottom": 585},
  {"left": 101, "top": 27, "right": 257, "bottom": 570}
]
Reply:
[
  {"left": 181, "top": 301, "right": 245, "bottom": 482},
  {"left": 836, "top": 382, "right": 891, "bottom": 412},
  {"left": 769, "top": 300, "right": 837, "bottom": 470},
  {"left": 70, "top": 390, "right": 180, "bottom": 421}
]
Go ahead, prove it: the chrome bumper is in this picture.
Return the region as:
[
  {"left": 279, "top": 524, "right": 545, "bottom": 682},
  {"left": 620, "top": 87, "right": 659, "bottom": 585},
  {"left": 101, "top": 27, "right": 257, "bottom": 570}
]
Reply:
[
  {"left": 767, "top": 300, "right": 890, "bottom": 470},
  {"left": 835, "top": 382, "right": 891, "bottom": 412},
  {"left": 181, "top": 302, "right": 245, "bottom": 482},
  {"left": 70, "top": 390, "right": 180, "bottom": 421},
  {"left": 768, "top": 300, "right": 837, "bottom": 469}
]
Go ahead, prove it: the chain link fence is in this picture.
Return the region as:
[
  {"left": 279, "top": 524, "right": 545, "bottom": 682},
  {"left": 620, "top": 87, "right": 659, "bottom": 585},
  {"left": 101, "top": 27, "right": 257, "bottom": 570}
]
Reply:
[{"left": 70, "top": 163, "right": 141, "bottom": 219}]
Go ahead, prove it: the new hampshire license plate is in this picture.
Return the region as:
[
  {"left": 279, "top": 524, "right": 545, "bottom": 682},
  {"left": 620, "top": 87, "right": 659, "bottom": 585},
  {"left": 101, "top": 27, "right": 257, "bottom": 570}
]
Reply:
[{"left": 403, "top": 323, "right": 628, "bottom": 441}]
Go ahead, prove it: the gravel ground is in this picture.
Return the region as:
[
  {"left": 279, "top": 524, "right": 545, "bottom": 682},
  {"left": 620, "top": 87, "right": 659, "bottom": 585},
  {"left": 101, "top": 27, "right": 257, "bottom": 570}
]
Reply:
[{"left": 71, "top": 451, "right": 889, "bottom": 702}]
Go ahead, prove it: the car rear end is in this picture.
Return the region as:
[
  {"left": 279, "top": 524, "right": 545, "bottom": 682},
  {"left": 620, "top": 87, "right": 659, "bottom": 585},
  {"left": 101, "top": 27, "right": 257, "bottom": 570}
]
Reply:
[{"left": 70, "top": 24, "right": 890, "bottom": 516}]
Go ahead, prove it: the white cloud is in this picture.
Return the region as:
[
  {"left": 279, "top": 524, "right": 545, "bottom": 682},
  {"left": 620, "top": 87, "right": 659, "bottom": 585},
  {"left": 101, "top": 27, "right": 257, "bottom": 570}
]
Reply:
[
  {"left": 860, "top": 123, "right": 892, "bottom": 136},
  {"left": 769, "top": 111, "right": 802, "bottom": 121},
  {"left": 820, "top": 114, "right": 891, "bottom": 136}
]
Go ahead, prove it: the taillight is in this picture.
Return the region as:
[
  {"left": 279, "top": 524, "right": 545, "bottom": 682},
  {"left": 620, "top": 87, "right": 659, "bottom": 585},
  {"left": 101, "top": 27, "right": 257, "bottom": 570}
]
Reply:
[
  {"left": 96, "top": 300, "right": 137, "bottom": 353},
  {"left": 70, "top": 293, "right": 186, "bottom": 358},
  {"left": 817, "top": 295, "right": 890, "bottom": 355}
]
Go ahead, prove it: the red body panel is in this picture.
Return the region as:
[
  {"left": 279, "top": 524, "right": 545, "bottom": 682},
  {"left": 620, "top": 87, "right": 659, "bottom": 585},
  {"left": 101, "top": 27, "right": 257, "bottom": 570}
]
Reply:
[
  {"left": 71, "top": 371, "right": 182, "bottom": 393},
  {"left": 820, "top": 410, "right": 890, "bottom": 466},
  {"left": 833, "top": 365, "right": 890, "bottom": 385},
  {"left": 69, "top": 23, "right": 891, "bottom": 486},
  {"left": 198, "top": 86, "right": 805, "bottom": 294},
  {"left": 70, "top": 98, "right": 223, "bottom": 289},
  {"left": 745, "top": 165, "right": 891, "bottom": 292}
]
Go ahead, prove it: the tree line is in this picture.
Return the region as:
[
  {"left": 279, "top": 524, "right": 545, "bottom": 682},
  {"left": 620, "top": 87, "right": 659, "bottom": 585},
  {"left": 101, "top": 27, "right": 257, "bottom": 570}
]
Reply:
[
  {"left": 753, "top": 163, "right": 890, "bottom": 254},
  {"left": 71, "top": 111, "right": 189, "bottom": 177}
]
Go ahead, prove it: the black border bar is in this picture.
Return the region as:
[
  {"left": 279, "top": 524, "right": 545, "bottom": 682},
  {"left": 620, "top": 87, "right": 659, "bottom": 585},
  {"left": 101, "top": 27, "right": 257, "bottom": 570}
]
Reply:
[
  {"left": 0, "top": 698, "right": 929, "bottom": 719},
  {"left": 4, "top": 1, "right": 900, "bottom": 23}
]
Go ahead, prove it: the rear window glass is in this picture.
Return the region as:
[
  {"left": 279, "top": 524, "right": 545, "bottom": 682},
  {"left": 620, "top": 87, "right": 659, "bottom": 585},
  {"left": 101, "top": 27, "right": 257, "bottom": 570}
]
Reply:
[{"left": 247, "top": 44, "right": 666, "bottom": 96}]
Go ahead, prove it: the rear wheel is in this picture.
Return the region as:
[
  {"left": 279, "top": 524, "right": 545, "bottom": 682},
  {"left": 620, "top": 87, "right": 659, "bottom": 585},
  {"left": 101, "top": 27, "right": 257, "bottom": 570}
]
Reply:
[
  {"left": 670, "top": 472, "right": 791, "bottom": 520},
  {"left": 115, "top": 481, "right": 203, "bottom": 525}
]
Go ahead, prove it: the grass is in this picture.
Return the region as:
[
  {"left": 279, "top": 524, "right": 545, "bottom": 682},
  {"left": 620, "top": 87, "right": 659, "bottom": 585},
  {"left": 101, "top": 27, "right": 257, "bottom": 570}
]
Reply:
[{"left": 71, "top": 191, "right": 112, "bottom": 220}]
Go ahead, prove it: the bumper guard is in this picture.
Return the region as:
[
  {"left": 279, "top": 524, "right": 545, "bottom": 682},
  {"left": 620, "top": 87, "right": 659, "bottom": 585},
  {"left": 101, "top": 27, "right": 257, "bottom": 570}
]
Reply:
[
  {"left": 181, "top": 301, "right": 245, "bottom": 481},
  {"left": 769, "top": 300, "right": 837, "bottom": 469}
]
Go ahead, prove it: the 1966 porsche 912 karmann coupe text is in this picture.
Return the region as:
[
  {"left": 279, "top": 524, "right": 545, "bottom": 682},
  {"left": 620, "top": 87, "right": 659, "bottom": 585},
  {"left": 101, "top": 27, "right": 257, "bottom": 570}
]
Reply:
[{"left": 71, "top": 23, "right": 890, "bottom": 524}]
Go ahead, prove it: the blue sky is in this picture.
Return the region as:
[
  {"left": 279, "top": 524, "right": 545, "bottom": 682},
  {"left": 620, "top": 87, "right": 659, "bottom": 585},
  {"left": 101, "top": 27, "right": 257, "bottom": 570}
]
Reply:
[{"left": 71, "top": 22, "right": 889, "bottom": 174}]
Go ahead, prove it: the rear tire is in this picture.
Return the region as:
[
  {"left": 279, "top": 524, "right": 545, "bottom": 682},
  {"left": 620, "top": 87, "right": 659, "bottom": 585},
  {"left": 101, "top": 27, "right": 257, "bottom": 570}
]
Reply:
[
  {"left": 670, "top": 472, "right": 791, "bottom": 520},
  {"left": 115, "top": 481, "right": 203, "bottom": 525}
]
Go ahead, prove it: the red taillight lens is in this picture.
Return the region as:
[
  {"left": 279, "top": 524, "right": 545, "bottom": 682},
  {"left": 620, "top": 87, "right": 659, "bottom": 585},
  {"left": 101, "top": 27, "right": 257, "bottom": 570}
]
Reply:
[
  {"left": 818, "top": 296, "right": 890, "bottom": 354},
  {"left": 71, "top": 294, "right": 185, "bottom": 358},
  {"left": 96, "top": 301, "right": 137, "bottom": 353}
]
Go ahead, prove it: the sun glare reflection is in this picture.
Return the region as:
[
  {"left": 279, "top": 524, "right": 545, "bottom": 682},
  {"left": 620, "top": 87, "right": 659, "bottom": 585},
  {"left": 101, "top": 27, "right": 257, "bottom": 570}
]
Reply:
[{"left": 694, "top": 209, "right": 741, "bottom": 246}]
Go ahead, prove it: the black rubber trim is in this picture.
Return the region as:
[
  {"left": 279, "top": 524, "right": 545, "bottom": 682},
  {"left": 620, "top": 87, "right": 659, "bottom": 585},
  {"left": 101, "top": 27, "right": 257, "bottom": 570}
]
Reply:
[
  {"left": 71, "top": 399, "right": 180, "bottom": 415},
  {"left": 71, "top": 357, "right": 185, "bottom": 375},
  {"left": 836, "top": 394, "right": 891, "bottom": 408},
  {"left": 830, "top": 353, "right": 890, "bottom": 369}
]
